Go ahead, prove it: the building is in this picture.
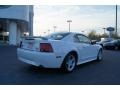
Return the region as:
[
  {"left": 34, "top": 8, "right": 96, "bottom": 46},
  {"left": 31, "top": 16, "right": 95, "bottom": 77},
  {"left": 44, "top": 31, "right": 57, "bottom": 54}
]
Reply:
[{"left": 0, "top": 5, "right": 34, "bottom": 45}]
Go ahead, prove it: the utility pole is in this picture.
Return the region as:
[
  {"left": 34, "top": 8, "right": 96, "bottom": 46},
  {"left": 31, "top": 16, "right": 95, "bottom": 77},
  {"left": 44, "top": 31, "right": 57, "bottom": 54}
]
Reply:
[
  {"left": 53, "top": 26, "right": 57, "bottom": 32},
  {"left": 67, "top": 20, "right": 72, "bottom": 32},
  {"left": 48, "top": 29, "right": 50, "bottom": 34},
  {"left": 44, "top": 32, "right": 46, "bottom": 35},
  {"left": 103, "top": 28, "right": 106, "bottom": 35},
  {"left": 115, "top": 5, "right": 118, "bottom": 36}
]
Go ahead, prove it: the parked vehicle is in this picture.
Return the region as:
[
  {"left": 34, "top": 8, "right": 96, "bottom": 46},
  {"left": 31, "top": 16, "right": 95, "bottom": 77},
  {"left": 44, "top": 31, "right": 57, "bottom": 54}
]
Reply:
[
  {"left": 17, "top": 32, "right": 103, "bottom": 72},
  {"left": 103, "top": 39, "right": 120, "bottom": 50},
  {"left": 97, "top": 38, "right": 114, "bottom": 47}
]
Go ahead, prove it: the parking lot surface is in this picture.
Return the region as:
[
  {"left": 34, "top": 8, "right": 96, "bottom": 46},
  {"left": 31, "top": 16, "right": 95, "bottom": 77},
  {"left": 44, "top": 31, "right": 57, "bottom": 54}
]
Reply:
[{"left": 0, "top": 46, "right": 120, "bottom": 85}]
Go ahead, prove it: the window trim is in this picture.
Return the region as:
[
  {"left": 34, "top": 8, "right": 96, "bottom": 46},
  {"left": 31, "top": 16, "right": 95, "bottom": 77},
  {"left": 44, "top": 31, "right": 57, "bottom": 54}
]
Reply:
[{"left": 74, "top": 34, "right": 92, "bottom": 44}]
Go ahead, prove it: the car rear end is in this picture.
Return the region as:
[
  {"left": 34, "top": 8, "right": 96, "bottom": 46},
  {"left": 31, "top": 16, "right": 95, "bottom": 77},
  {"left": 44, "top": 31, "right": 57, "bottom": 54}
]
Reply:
[
  {"left": 103, "top": 42, "right": 115, "bottom": 50},
  {"left": 17, "top": 37, "right": 62, "bottom": 68}
]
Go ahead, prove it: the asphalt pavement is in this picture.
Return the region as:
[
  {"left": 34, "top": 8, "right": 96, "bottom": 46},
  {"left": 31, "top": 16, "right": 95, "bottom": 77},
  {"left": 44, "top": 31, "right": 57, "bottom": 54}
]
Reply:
[{"left": 0, "top": 46, "right": 120, "bottom": 85}]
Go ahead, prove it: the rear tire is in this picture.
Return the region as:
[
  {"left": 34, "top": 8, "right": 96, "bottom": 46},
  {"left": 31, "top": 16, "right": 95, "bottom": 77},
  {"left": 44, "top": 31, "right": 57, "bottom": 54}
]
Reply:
[{"left": 61, "top": 53, "right": 77, "bottom": 73}]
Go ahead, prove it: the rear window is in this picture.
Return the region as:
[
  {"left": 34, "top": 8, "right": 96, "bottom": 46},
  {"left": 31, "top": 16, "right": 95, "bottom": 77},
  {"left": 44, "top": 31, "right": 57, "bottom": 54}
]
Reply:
[{"left": 45, "top": 32, "right": 70, "bottom": 40}]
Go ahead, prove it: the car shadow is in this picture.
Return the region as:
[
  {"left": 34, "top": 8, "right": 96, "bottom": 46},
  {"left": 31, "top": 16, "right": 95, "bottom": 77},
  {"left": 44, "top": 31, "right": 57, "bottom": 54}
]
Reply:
[
  {"left": 22, "top": 60, "right": 102, "bottom": 75},
  {"left": 76, "top": 60, "right": 102, "bottom": 68},
  {"left": 24, "top": 65, "right": 66, "bottom": 75}
]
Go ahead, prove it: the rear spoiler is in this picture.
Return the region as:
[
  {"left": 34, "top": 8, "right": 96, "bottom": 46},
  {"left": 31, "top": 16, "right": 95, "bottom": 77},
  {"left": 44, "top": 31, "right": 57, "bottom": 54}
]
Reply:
[{"left": 21, "top": 36, "right": 48, "bottom": 40}]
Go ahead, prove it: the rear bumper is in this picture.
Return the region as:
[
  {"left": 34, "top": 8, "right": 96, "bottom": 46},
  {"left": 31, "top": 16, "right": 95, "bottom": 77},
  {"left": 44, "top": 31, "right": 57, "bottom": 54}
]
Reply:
[{"left": 17, "top": 48, "right": 63, "bottom": 68}]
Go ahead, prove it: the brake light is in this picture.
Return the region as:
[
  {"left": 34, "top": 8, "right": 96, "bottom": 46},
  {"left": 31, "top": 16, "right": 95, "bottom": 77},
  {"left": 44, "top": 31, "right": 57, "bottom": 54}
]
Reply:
[{"left": 40, "top": 43, "right": 53, "bottom": 52}]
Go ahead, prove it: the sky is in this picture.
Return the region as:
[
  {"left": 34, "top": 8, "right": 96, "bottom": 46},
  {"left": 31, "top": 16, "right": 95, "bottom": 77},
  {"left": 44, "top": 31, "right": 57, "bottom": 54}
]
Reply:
[{"left": 33, "top": 5, "right": 120, "bottom": 36}]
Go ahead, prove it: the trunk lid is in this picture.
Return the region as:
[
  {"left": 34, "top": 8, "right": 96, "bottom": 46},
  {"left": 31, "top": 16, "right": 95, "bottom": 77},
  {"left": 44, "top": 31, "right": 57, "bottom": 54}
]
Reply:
[{"left": 21, "top": 36, "right": 48, "bottom": 51}]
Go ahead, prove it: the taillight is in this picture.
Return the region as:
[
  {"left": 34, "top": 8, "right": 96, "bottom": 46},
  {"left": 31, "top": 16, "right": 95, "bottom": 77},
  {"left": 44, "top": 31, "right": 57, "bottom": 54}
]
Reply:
[{"left": 40, "top": 43, "right": 53, "bottom": 52}]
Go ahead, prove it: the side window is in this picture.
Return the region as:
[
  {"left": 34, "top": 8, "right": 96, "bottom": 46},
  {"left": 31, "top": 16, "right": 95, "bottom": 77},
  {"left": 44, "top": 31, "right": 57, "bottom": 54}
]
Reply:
[
  {"left": 73, "top": 35, "right": 80, "bottom": 43},
  {"left": 74, "top": 34, "right": 91, "bottom": 44}
]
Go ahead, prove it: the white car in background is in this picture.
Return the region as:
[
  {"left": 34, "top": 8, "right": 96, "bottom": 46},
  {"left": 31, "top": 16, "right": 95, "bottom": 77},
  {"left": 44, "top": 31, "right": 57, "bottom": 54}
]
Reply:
[{"left": 17, "top": 32, "right": 103, "bottom": 72}]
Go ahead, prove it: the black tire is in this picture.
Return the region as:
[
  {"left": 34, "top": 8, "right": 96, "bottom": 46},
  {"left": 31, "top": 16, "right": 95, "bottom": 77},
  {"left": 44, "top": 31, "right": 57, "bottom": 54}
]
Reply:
[
  {"left": 61, "top": 53, "right": 77, "bottom": 73},
  {"left": 100, "top": 44, "right": 103, "bottom": 47},
  {"left": 114, "top": 46, "right": 118, "bottom": 50},
  {"left": 103, "top": 46, "right": 106, "bottom": 50},
  {"left": 97, "top": 49, "right": 103, "bottom": 61}
]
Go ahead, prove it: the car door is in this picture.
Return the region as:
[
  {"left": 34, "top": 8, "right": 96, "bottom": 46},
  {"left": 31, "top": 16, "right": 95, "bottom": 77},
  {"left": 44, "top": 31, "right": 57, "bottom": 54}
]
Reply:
[
  {"left": 74, "top": 34, "right": 97, "bottom": 63},
  {"left": 73, "top": 34, "right": 86, "bottom": 63}
]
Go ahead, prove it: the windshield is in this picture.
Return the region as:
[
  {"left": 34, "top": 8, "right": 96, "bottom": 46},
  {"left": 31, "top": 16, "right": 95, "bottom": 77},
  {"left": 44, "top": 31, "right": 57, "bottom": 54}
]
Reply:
[
  {"left": 101, "top": 39, "right": 113, "bottom": 43},
  {"left": 110, "top": 40, "right": 117, "bottom": 43},
  {"left": 44, "top": 32, "right": 70, "bottom": 40}
]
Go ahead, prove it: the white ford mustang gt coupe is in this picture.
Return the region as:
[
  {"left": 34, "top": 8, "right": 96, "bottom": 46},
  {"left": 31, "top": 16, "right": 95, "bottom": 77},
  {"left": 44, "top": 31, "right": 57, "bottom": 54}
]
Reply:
[{"left": 17, "top": 32, "right": 103, "bottom": 72}]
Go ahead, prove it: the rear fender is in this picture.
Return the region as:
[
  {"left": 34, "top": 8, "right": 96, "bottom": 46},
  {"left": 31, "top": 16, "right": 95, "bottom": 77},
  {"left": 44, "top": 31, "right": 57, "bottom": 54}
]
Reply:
[{"left": 50, "top": 40, "right": 78, "bottom": 63}]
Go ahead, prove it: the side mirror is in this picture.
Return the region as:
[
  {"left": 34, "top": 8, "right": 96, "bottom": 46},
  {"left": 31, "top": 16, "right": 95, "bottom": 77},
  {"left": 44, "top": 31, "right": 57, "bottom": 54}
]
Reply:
[{"left": 91, "top": 40, "right": 97, "bottom": 45}]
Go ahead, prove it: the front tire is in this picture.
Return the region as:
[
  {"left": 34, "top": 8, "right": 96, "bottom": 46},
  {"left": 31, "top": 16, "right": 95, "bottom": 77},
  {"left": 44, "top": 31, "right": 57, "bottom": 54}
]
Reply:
[
  {"left": 61, "top": 53, "right": 77, "bottom": 72},
  {"left": 114, "top": 46, "right": 118, "bottom": 50},
  {"left": 97, "top": 49, "right": 103, "bottom": 61}
]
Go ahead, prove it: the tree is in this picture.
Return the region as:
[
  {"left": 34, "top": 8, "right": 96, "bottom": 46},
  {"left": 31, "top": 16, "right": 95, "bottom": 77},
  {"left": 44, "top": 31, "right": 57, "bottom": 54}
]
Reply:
[
  {"left": 87, "top": 30, "right": 120, "bottom": 41},
  {"left": 111, "top": 33, "right": 120, "bottom": 39},
  {"left": 88, "top": 30, "right": 97, "bottom": 40},
  {"left": 100, "top": 33, "right": 108, "bottom": 38}
]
